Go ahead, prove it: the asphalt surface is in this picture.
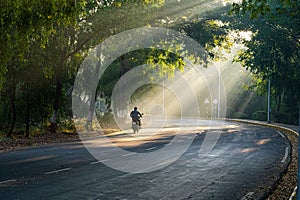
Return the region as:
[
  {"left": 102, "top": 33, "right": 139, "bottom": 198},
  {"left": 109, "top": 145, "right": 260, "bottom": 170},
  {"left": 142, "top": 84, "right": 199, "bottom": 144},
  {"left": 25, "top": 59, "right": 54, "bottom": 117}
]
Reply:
[{"left": 0, "top": 120, "right": 291, "bottom": 200}]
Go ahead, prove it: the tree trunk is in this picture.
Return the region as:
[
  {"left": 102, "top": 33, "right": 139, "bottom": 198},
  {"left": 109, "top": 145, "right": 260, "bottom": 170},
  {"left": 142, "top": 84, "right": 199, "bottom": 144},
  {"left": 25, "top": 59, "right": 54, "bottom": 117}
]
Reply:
[
  {"left": 276, "top": 93, "right": 282, "bottom": 113},
  {"left": 7, "top": 100, "right": 16, "bottom": 137},
  {"left": 50, "top": 54, "right": 64, "bottom": 133},
  {"left": 86, "top": 47, "right": 101, "bottom": 130},
  {"left": 118, "top": 55, "right": 129, "bottom": 121},
  {"left": 25, "top": 87, "right": 30, "bottom": 137},
  {"left": 50, "top": 77, "right": 62, "bottom": 133},
  {"left": 7, "top": 77, "right": 16, "bottom": 138}
]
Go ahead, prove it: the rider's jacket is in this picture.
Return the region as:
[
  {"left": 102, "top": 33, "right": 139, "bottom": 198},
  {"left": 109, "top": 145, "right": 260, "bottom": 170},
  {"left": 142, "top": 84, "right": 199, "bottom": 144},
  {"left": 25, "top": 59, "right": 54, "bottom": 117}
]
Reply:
[{"left": 130, "top": 110, "right": 142, "bottom": 120}]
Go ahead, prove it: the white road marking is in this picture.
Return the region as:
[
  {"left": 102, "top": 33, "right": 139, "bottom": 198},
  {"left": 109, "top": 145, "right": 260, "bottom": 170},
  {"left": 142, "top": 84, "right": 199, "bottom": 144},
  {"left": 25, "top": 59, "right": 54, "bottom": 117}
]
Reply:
[
  {"left": 90, "top": 159, "right": 109, "bottom": 165},
  {"left": 289, "top": 186, "right": 297, "bottom": 200},
  {"left": 122, "top": 152, "right": 137, "bottom": 157},
  {"left": 44, "top": 167, "right": 72, "bottom": 175},
  {"left": 0, "top": 179, "right": 16, "bottom": 185},
  {"left": 208, "top": 154, "right": 219, "bottom": 157},
  {"left": 176, "top": 140, "right": 185, "bottom": 143},
  {"left": 241, "top": 192, "right": 254, "bottom": 200},
  {"left": 281, "top": 147, "right": 289, "bottom": 163},
  {"left": 277, "top": 131, "right": 286, "bottom": 138},
  {"left": 146, "top": 147, "right": 157, "bottom": 151}
]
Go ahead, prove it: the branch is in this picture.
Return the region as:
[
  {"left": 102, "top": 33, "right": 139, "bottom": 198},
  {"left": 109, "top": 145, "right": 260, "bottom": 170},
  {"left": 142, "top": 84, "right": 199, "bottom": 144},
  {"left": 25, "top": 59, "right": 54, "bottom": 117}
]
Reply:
[
  {"left": 264, "top": 20, "right": 300, "bottom": 44},
  {"left": 66, "top": 35, "right": 92, "bottom": 58}
]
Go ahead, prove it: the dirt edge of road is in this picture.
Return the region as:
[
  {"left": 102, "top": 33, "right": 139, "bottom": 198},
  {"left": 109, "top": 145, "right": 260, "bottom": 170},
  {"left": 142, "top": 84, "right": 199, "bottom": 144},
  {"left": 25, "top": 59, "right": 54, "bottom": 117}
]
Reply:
[{"left": 0, "top": 128, "right": 121, "bottom": 152}]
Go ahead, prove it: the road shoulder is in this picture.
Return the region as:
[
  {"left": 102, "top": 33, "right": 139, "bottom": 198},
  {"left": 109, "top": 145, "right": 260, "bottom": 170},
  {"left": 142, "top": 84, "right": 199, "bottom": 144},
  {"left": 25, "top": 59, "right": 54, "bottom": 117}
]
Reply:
[{"left": 226, "top": 119, "right": 298, "bottom": 200}]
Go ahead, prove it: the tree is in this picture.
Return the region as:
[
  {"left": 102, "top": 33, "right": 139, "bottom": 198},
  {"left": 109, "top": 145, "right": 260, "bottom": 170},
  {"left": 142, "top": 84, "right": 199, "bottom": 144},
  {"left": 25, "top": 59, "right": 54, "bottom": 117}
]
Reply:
[
  {"left": 229, "top": 0, "right": 300, "bottom": 123},
  {"left": 47, "top": 0, "right": 167, "bottom": 132},
  {"left": 0, "top": 0, "right": 87, "bottom": 87},
  {"left": 0, "top": 0, "right": 167, "bottom": 135}
]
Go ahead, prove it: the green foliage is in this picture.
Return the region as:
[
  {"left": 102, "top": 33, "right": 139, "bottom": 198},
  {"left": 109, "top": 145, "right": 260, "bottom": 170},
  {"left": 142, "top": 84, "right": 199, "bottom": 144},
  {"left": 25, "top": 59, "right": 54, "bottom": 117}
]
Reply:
[
  {"left": 0, "top": 0, "right": 88, "bottom": 93},
  {"left": 98, "top": 63, "right": 122, "bottom": 97},
  {"left": 252, "top": 110, "right": 267, "bottom": 121},
  {"left": 229, "top": 0, "right": 300, "bottom": 124},
  {"left": 2, "top": 0, "right": 298, "bottom": 137},
  {"left": 232, "top": 112, "right": 249, "bottom": 119},
  {"left": 146, "top": 49, "right": 185, "bottom": 79},
  {"left": 229, "top": 0, "right": 270, "bottom": 18},
  {"left": 0, "top": 0, "right": 169, "bottom": 136},
  {"left": 142, "top": 0, "right": 165, "bottom": 7},
  {"left": 229, "top": 0, "right": 300, "bottom": 19},
  {"left": 179, "top": 6, "right": 242, "bottom": 64},
  {"left": 273, "top": 111, "right": 289, "bottom": 123}
]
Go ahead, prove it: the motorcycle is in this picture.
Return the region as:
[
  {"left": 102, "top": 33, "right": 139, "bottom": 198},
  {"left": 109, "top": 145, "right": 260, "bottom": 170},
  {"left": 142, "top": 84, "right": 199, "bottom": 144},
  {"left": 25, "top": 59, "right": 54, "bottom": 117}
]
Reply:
[
  {"left": 131, "top": 119, "right": 140, "bottom": 134},
  {"left": 131, "top": 113, "right": 143, "bottom": 134}
]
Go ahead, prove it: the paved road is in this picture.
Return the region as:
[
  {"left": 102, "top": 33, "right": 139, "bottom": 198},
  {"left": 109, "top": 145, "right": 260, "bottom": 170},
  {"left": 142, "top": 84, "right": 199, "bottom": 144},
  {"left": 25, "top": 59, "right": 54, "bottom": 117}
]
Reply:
[{"left": 0, "top": 120, "right": 291, "bottom": 200}]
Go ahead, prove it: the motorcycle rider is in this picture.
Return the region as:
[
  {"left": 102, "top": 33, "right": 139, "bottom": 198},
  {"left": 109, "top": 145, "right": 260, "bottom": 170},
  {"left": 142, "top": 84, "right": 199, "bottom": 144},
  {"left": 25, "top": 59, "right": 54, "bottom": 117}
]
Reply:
[{"left": 130, "top": 107, "right": 143, "bottom": 127}]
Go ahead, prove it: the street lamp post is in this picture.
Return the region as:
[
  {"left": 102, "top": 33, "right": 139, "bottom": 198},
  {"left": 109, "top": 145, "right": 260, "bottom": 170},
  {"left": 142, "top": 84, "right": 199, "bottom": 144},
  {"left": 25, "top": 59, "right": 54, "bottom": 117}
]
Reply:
[
  {"left": 267, "top": 49, "right": 275, "bottom": 124},
  {"left": 163, "top": 79, "right": 165, "bottom": 117},
  {"left": 267, "top": 78, "right": 271, "bottom": 123},
  {"left": 218, "top": 63, "right": 221, "bottom": 118},
  {"left": 297, "top": 102, "right": 300, "bottom": 198}
]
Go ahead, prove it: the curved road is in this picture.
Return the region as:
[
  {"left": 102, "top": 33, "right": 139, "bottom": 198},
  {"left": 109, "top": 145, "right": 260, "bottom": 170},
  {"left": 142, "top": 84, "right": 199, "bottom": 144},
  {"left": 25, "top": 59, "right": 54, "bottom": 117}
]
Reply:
[{"left": 0, "top": 120, "right": 291, "bottom": 200}]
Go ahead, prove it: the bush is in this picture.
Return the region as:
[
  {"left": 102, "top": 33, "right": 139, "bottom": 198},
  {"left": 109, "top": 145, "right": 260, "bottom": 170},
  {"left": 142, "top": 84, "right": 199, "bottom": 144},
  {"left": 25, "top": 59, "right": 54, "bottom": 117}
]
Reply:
[
  {"left": 59, "top": 118, "right": 76, "bottom": 133},
  {"left": 232, "top": 112, "right": 249, "bottom": 119},
  {"left": 273, "top": 110, "right": 299, "bottom": 125},
  {"left": 252, "top": 111, "right": 267, "bottom": 121},
  {"left": 97, "top": 112, "right": 119, "bottom": 129}
]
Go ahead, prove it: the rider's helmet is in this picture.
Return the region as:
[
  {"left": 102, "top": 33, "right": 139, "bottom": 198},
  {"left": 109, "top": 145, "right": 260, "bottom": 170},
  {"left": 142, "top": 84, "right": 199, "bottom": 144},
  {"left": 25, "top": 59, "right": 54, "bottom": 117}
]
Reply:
[{"left": 134, "top": 107, "right": 137, "bottom": 110}]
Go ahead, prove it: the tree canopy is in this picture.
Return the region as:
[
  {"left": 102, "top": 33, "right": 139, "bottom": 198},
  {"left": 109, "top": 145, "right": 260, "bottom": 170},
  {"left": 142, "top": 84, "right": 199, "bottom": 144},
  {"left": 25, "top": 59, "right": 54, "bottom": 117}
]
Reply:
[
  {"left": 1, "top": 0, "right": 299, "bottom": 138},
  {"left": 229, "top": 0, "right": 300, "bottom": 123}
]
